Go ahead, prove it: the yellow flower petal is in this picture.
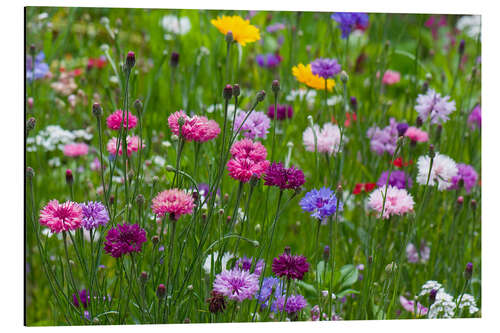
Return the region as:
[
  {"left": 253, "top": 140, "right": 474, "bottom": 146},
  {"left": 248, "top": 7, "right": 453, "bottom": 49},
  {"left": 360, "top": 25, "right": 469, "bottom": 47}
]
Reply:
[
  {"left": 292, "top": 63, "right": 335, "bottom": 91},
  {"left": 211, "top": 15, "right": 260, "bottom": 46}
]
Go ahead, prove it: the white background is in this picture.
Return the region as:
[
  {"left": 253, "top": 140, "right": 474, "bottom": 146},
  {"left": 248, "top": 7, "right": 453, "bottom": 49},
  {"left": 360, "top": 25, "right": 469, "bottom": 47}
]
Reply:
[{"left": 1, "top": 0, "right": 498, "bottom": 331}]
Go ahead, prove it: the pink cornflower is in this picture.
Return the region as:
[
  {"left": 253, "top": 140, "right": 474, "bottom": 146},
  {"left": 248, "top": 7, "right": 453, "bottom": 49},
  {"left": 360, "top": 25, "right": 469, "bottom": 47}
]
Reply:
[
  {"left": 213, "top": 268, "right": 260, "bottom": 302},
  {"left": 400, "top": 296, "right": 428, "bottom": 317},
  {"left": 106, "top": 110, "right": 138, "bottom": 130},
  {"left": 303, "top": 122, "right": 345, "bottom": 155},
  {"left": 381, "top": 70, "right": 401, "bottom": 85},
  {"left": 151, "top": 189, "right": 195, "bottom": 220},
  {"left": 39, "top": 200, "right": 83, "bottom": 233},
  {"left": 226, "top": 139, "right": 270, "bottom": 183},
  {"left": 404, "top": 126, "right": 429, "bottom": 143},
  {"left": 63, "top": 143, "right": 89, "bottom": 157},
  {"left": 368, "top": 185, "right": 415, "bottom": 219},
  {"left": 167, "top": 110, "right": 220, "bottom": 142},
  {"left": 106, "top": 136, "right": 144, "bottom": 157}
]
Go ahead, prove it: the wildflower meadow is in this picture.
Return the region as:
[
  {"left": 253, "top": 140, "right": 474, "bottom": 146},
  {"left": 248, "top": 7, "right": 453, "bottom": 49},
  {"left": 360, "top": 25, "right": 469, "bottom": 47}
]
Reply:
[{"left": 25, "top": 7, "right": 481, "bottom": 326}]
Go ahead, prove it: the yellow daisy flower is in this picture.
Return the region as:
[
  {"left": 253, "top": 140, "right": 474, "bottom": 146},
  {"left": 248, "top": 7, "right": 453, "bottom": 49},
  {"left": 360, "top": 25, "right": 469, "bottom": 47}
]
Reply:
[
  {"left": 211, "top": 15, "right": 260, "bottom": 46},
  {"left": 292, "top": 63, "right": 336, "bottom": 91}
]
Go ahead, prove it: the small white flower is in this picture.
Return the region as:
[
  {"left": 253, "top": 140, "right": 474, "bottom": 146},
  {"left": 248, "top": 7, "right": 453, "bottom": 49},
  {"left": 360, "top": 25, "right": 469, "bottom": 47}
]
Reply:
[
  {"left": 457, "top": 294, "right": 479, "bottom": 314},
  {"left": 161, "top": 15, "right": 191, "bottom": 35},
  {"left": 428, "top": 290, "right": 456, "bottom": 319},
  {"left": 456, "top": 15, "right": 481, "bottom": 38},
  {"left": 417, "top": 153, "right": 458, "bottom": 191},
  {"left": 419, "top": 280, "right": 443, "bottom": 297},
  {"left": 203, "top": 251, "right": 234, "bottom": 274},
  {"left": 286, "top": 88, "right": 317, "bottom": 105}
]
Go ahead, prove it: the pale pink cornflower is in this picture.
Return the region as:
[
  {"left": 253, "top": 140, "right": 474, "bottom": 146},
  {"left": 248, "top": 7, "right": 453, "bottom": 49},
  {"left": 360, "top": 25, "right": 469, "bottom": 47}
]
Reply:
[
  {"left": 39, "top": 200, "right": 83, "bottom": 233},
  {"left": 106, "top": 136, "right": 144, "bottom": 157},
  {"left": 404, "top": 126, "right": 429, "bottom": 143},
  {"left": 381, "top": 70, "right": 401, "bottom": 85},
  {"left": 226, "top": 139, "right": 270, "bottom": 183},
  {"left": 63, "top": 143, "right": 89, "bottom": 157},
  {"left": 416, "top": 153, "right": 458, "bottom": 190},
  {"left": 106, "top": 110, "right": 138, "bottom": 130},
  {"left": 151, "top": 189, "right": 195, "bottom": 220},
  {"left": 415, "top": 89, "right": 456, "bottom": 124},
  {"left": 303, "top": 122, "right": 346, "bottom": 155},
  {"left": 368, "top": 185, "right": 415, "bottom": 219},
  {"left": 167, "top": 110, "right": 220, "bottom": 142},
  {"left": 400, "top": 296, "right": 428, "bottom": 317}
]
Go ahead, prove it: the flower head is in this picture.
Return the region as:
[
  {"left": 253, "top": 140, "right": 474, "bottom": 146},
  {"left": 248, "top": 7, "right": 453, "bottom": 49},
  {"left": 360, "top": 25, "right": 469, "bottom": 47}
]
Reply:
[
  {"left": 233, "top": 110, "right": 270, "bottom": 140},
  {"left": 272, "top": 250, "right": 310, "bottom": 280},
  {"left": 63, "top": 143, "right": 89, "bottom": 157},
  {"left": 104, "top": 223, "right": 147, "bottom": 258},
  {"left": 275, "top": 294, "right": 307, "bottom": 314},
  {"left": 303, "top": 122, "right": 344, "bottom": 155},
  {"left": 376, "top": 170, "right": 413, "bottom": 189},
  {"left": 331, "top": 12, "right": 369, "bottom": 38},
  {"left": 107, "top": 136, "right": 144, "bottom": 157},
  {"left": 267, "top": 104, "right": 293, "bottom": 120},
  {"left": 168, "top": 110, "right": 220, "bottom": 142},
  {"left": 26, "top": 51, "right": 51, "bottom": 81},
  {"left": 235, "top": 256, "right": 265, "bottom": 276},
  {"left": 161, "top": 15, "right": 191, "bottom": 35},
  {"left": 300, "top": 187, "right": 342, "bottom": 221},
  {"left": 151, "top": 189, "right": 195, "bottom": 220},
  {"left": 211, "top": 15, "right": 260, "bottom": 46},
  {"left": 256, "top": 53, "right": 282, "bottom": 69},
  {"left": 212, "top": 268, "right": 260, "bottom": 302},
  {"left": 366, "top": 118, "right": 399, "bottom": 155},
  {"left": 368, "top": 186, "right": 415, "bottom": 219},
  {"left": 404, "top": 126, "right": 429, "bottom": 143},
  {"left": 468, "top": 105, "right": 481, "bottom": 130},
  {"left": 106, "top": 110, "right": 138, "bottom": 130},
  {"left": 415, "top": 89, "right": 456, "bottom": 124},
  {"left": 416, "top": 153, "right": 458, "bottom": 190},
  {"left": 257, "top": 277, "right": 286, "bottom": 311},
  {"left": 264, "top": 162, "right": 305, "bottom": 190},
  {"left": 206, "top": 291, "right": 226, "bottom": 313},
  {"left": 80, "top": 201, "right": 109, "bottom": 230},
  {"left": 227, "top": 139, "right": 270, "bottom": 183},
  {"left": 381, "top": 70, "right": 401, "bottom": 85},
  {"left": 39, "top": 200, "right": 82, "bottom": 233},
  {"left": 399, "top": 296, "right": 428, "bottom": 316},
  {"left": 450, "top": 163, "right": 478, "bottom": 193},
  {"left": 292, "top": 63, "right": 335, "bottom": 91},
  {"left": 310, "top": 58, "right": 342, "bottom": 79}
]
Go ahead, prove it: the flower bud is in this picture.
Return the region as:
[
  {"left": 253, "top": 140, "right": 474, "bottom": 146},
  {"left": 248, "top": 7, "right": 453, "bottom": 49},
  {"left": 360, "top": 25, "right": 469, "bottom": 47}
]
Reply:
[
  {"left": 457, "top": 196, "right": 464, "bottom": 206},
  {"left": 350, "top": 96, "right": 358, "bottom": 112},
  {"left": 252, "top": 240, "right": 260, "bottom": 247},
  {"left": 28, "top": 97, "right": 34, "bottom": 109},
  {"left": 323, "top": 245, "right": 330, "bottom": 262},
  {"left": 109, "top": 195, "right": 115, "bottom": 205},
  {"left": 336, "top": 185, "right": 343, "bottom": 197},
  {"left": 459, "top": 39, "right": 465, "bottom": 55},
  {"left": 136, "top": 194, "right": 145, "bottom": 206},
  {"left": 233, "top": 84, "right": 240, "bottom": 97},
  {"left": 152, "top": 235, "right": 159, "bottom": 245},
  {"left": 184, "top": 318, "right": 191, "bottom": 324},
  {"left": 416, "top": 116, "right": 423, "bottom": 128},
  {"left": 134, "top": 99, "right": 143, "bottom": 115},
  {"left": 65, "top": 169, "right": 73, "bottom": 185},
  {"left": 284, "top": 246, "right": 291, "bottom": 255},
  {"left": 225, "top": 31, "right": 233, "bottom": 44},
  {"left": 464, "top": 262, "right": 473, "bottom": 280},
  {"left": 156, "top": 284, "right": 166, "bottom": 299},
  {"left": 429, "top": 289, "right": 438, "bottom": 303},
  {"left": 92, "top": 103, "right": 103, "bottom": 117},
  {"left": 255, "top": 224, "right": 261, "bottom": 233},
  {"left": 470, "top": 199, "right": 477, "bottom": 210},
  {"left": 170, "top": 52, "right": 180, "bottom": 67},
  {"left": 26, "top": 117, "right": 36, "bottom": 133},
  {"left": 256, "top": 90, "right": 266, "bottom": 103},
  {"left": 340, "top": 71, "right": 349, "bottom": 83},
  {"left": 223, "top": 84, "right": 233, "bottom": 100},
  {"left": 30, "top": 44, "right": 36, "bottom": 55},
  {"left": 435, "top": 124, "right": 442, "bottom": 142},
  {"left": 428, "top": 144, "right": 435, "bottom": 159},
  {"left": 140, "top": 271, "right": 148, "bottom": 283},
  {"left": 26, "top": 167, "right": 35, "bottom": 179},
  {"left": 272, "top": 80, "right": 280, "bottom": 94}
]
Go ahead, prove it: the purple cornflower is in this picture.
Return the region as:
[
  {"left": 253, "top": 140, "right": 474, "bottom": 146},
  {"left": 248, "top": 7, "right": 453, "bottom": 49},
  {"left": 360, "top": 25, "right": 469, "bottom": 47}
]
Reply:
[
  {"left": 26, "top": 51, "right": 50, "bottom": 81},
  {"left": 376, "top": 170, "right": 413, "bottom": 189},
  {"left": 80, "top": 201, "right": 109, "bottom": 230},
  {"left": 236, "top": 256, "right": 265, "bottom": 275},
  {"left": 397, "top": 123, "right": 409, "bottom": 137},
  {"left": 310, "top": 58, "right": 342, "bottom": 79},
  {"left": 450, "top": 163, "right": 478, "bottom": 193},
  {"left": 72, "top": 289, "right": 89, "bottom": 308},
  {"left": 366, "top": 117, "right": 399, "bottom": 155},
  {"left": 267, "top": 104, "right": 293, "bottom": 120},
  {"left": 299, "top": 187, "right": 343, "bottom": 222},
  {"left": 331, "top": 12, "right": 369, "bottom": 39},
  {"left": 194, "top": 183, "right": 220, "bottom": 202},
  {"left": 272, "top": 249, "right": 310, "bottom": 280},
  {"left": 104, "top": 223, "right": 147, "bottom": 258},
  {"left": 233, "top": 110, "right": 271, "bottom": 139},
  {"left": 275, "top": 294, "right": 307, "bottom": 314},
  {"left": 266, "top": 23, "right": 286, "bottom": 33},
  {"left": 212, "top": 268, "right": 259, "bottom": 302},
  {"left": 415, "top": 89, "right": 456, "bottom": 124},
  {"left": 257, "top": 277, "right": 286, "bottom": 311},
  {"left": 264, "top": 162, "right": 305, "bottom": 191},
  {"left": 468, "top": 105, "right": 481, "bottom": 130},
  {"left": 256, "top": 53, "right": 282, "bottom": 69}
]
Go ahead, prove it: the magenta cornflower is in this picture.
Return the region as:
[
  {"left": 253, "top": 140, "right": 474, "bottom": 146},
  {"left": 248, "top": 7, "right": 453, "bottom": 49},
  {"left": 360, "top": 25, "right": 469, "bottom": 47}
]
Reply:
[
  {"left": 72, "top": 289, "right": 89, "bottom": 309},
  {"left": 264, "top": 162, "right": 305, "bottom": 190},
  {"left": 104, "top": 223, "right": 147, "bottom": 258},
  {"left": 415, "top": 89, "right": 456, "bottom": 124},
  {"left": 39, "top": 200, "right": 83, "bottom": 233},
  {"left": 151, "top": 189, "right": 195, "bottom": 220},
  {"left": 227, "top": 139, "right": 270, "bottom": 183},
  {"left": 272, "top": 249, "right": 310, "bottom": 280},
  {"left": 106, "top": 136, "right": 144, "bottom": 157},
  {"left": 468, "top": 105, "right": 481, "bottom": 130},
  {"left": 267, "top": 104, "right": 293, "bottom": 120},
  {"left": 167, "top": 110, "right": 220, "bottom": 142},
  {"left": 80, "top": 201, "right": 109, "bottom": 230},
  {"left": 63, "top": 143, "right": 89, "bottom": 157},
  {"left": 368, "top": 185, "right": 415, "bottom": 219},
  {"left": 233, "top": 110, "right": 271, "bottom": 140},
  {"left": 450, "top": 163, "right": 478, "bottom": 193},
  {"left": 212, "top": 268, "right": 260, "bottom": 302},
  {"left": 404, "top": 126, "right": 429, "bottom": 143},
  {"left": 106, "top": 110, "right": 138, "bottom": 130},
  {"left": 310, "top": 58, "right": 342, "bottom": 79}
]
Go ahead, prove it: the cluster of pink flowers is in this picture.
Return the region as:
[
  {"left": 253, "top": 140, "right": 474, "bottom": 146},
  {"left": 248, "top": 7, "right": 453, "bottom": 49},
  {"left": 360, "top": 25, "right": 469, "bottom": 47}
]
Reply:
[
  {"left": 168, "top": 110, "right": 220, "bottom": 142},
  {"left": 151, "top": 189, "right": 195, "bottom": 220},
  {"left": 106, "top": 136, "right": 144, "bottom": 157},
  {"left": 63, "top": 143, "right": 89, "bottom": 157},
  {"left": 106, "top": 110, "right": 138, "bottom": 130},
  {"left": 226, "top": 139, "right": 270, "bottom": 183},
  {"left": 368, "top": 185, "right": 415, "bottom": 219}
]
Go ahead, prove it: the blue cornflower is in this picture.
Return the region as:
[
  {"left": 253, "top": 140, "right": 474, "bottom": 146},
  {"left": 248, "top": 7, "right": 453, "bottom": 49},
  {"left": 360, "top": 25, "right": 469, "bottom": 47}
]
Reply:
[
  {"left": 256, "top": 277, "right": 286, "bottom": 312},
  {"left": 299, "top": 187, "right": 343, "bottom": 221},
  {"left": 26, "top": 51, "right": 50, "bottom": 81},
  {"left": 331, "top": 12, "right": 369, "bottom": 39}
]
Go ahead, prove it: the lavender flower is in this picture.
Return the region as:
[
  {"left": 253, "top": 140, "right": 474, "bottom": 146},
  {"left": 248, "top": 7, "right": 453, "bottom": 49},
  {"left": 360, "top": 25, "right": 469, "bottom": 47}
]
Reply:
[
  {"left": 256, "top": 53, "right": 282, "bottom": 69},
  {"left": 331, "top": 13, "right": 369, "bottom": 39},
  {"left": 233, "top": 110, "right": 271, "bottom": 139},
  {"left": 468, "top": 105, "right": 481, "bottom": 130},
  {"left": 310, "top": 58, "right": 342, "bottom": 79},
  {"left": 266, "top": 23, "right": 286, "bottom": 33},
  {"left": 275, "top": 294, "right": 307, "bottom": 314},
  {"left": 264, "top": 162, "right": 305, "bottom": 190},
  {"left": 406, "top": 241, "right": 430, "bottom": 263},
  {"left": 366, "top": 117, "right": 399, "bottom": 155},
  {"left": 80, "top": 201, "right": 109, "bottom": 230},
  {"left": 235, "top": 256, "right": 265, "bottom": 275},
  {"left": 267, "top": 104, "right": 293, "bottom": 120},
  {"left": 415, "top": 89, "right": 456, "bottom": 124},
  {"left": 376, "top": 170, "right": 413, "bottom": 189},
  {"left": 212, "top": 268, "right": 259, "bottom": 302},
  {"left": 450, "top": 163, "right": 478, "bottom": 193},
  {"left": 299, "top": 187, "right": 343, "bottom": 222},
  {"left": 26, "top": 51, "right": 50, "bottom": 81},
  {"left": 257, "top": 277, "right": 286, "bottom": 311}
]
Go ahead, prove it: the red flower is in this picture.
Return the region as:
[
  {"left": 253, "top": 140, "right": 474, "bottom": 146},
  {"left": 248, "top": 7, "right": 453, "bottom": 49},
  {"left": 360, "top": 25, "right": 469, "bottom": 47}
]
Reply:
[
  {"left": 392, "top": 157, "right": 413, "bottom": 168},
  {"left": 352, "top": 182, "right": 376, "bottom": 195},
  {"left": 331, "top": 112, "right": 358, "bottom": 128}
]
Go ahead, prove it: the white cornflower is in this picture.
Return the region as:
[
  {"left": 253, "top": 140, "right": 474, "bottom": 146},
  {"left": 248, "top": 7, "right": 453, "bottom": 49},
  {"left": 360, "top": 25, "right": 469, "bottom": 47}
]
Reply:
[
  {"left": 456, "top": 15, "right": 481, "bottom": 39},
  {"left": 286, "top": 88, "right": 317, "bottom": 106},
  {"left": 457, "top": 294, "right": 479, "bottom": 314},
  {"left": 416, "top": 153, "right": 458, "bottom": 191},
  {"left": 161, "top": 15, "right": 191, "bottom": 35},
  {"left": 327, "top": 95, "right": 343, "bottom": 106},
  {"left": 203, "top": 251, "right": 234, "bottom": 274}
]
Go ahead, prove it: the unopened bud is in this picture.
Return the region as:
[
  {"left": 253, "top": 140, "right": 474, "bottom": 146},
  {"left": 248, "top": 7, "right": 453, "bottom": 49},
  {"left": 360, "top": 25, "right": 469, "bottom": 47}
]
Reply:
[
  {"left": 428, "top": 144, "right": 435, "bottom": 159},
  {"left": 457, "top": 196, "right": 464, "bottom": 205},
  {"left": 284, "top": 246, "right": 291, "bottom": 255},
  {"left": 126, "top": 51, "right": 136, "bottom": 70},
  {"left": 28, "top": 97, "right": 34, "bottom": 109},
  {"left": 26, "top": 117, "right": 36, "bottom": 133},
  {"left": 156, "top": 284, "right": 166, "bottom": 299},
  {"left": 223, "top": 84, "right": 233, "bottom": 100},
  {"left": 464, "top": 262, "right": 473, "bottom": 280},
  {"left": 170, "top": 52, "right": 179, "bottom": 67},
  {"left": 65, "top": 169, "right": 73, "bottom": 185},
  {"left": 272, "top": 80, "right": 280, "bottom": 94},
  {"left": 233, "top": 84, "right": 240, "bottom": 97},
  {"left": 30, "top": 44, "right": 36, "bottom": 55},
  {"left": 152, "top": 235, "right": 159, "bottom": 245},
  {"left": 416, "top": 116, "right": 423, "bottom": 128},
  {"left": 340, "top": 71, "right": 349, "bottom": 83},
  {"left": 256, "top": 90, "right": 266, "bottom": 103},
  {"left": 184, "top": 318, "right": 191, "bottom": 324},
  {"left": 134, "top": 99, "right": 143, "bottom": 115},
  {"left": 225, "top": 31, "right": 233, "bottom": 44},
  {"left": 109, "top": 195, "right": 115, "bottom": 205},
  {"left": 255, "top": 224, "right": 261, "bottom": 233},
  {"left": 470, "top": 199, "right": 477, "bottom": 210},
  {"left": 136, "top": 194, "right": 145, "bottom": 206},
  {"left": 435, "top": 124, "right": 442, "bottom": 142},
  {"left": 140, "top": 271, "right": 148, "bottom": 283},
  {"left": 323, "top": 245, "right": 330, "bottom": 262},
  {"left": 92, "top": 103, "right": 103, "bottom": 117},
  {"left": 350, "top": 96, "right": 358, "bottom": 111},
  {"left": 26, "top": 167, "right": 35, "bottom": 179},
  {"left": 459, "top": 39, "right": 465, "bottom": 55}
]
